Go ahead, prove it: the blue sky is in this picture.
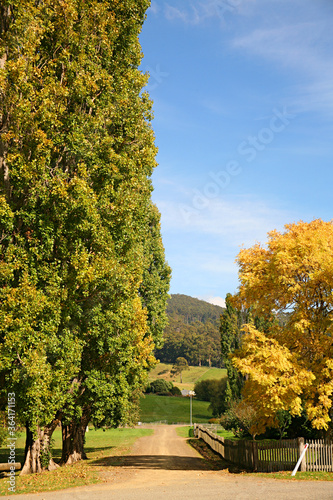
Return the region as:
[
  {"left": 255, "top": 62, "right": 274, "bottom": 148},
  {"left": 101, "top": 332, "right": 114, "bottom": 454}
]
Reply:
[{"left": 139, "top": 0, "right": 333, "bottom": 307}]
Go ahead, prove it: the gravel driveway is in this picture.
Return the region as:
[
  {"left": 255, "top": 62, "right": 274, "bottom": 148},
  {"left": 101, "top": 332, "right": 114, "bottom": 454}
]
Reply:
[{"left": 8, "top": 425, "right": 333, "bottom": 500}]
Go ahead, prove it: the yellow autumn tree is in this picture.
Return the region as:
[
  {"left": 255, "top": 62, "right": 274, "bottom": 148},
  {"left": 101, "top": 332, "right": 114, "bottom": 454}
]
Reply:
[{"left": 232, "top": 219, "right": 333, "bottom": 432}]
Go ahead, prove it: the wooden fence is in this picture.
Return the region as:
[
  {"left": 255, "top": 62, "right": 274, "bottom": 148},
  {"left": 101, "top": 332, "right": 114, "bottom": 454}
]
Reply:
[
  {"left": 306, "top": 439, "right": 333, "bottom": 472},
  {"left": 256, "top": 438, "right": 299, "bottom": 472},
  {"left": 194, "top": 424, "right": 318, "bottom": 472}
]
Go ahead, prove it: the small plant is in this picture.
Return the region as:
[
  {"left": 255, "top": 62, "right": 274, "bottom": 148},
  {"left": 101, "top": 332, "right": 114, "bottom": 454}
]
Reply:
[
  {"left": 220, "top": 400, "right": 257, "bottom": 439},
  {"left": 40, "top": 438, "right": 55, "bottom": 469}
]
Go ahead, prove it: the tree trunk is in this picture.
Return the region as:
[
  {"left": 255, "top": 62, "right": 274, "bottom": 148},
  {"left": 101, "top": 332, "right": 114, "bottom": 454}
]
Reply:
[
  {"left": 61, "top": 413, "right": 90, "bottom": 465},
  {"left": 20, "top": 419, "right": 60, "bottom": 475}
]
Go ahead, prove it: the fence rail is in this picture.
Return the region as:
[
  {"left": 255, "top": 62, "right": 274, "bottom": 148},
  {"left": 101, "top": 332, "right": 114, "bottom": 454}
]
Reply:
[
  {"left": 194, "top": 424, "right": 333, "bottom": 473},
  {"left": 256, "top": 438, "right": 298, "bottom": 472},
  {"left": 306, "top": 439, "right": 333, "bottom": 472}
]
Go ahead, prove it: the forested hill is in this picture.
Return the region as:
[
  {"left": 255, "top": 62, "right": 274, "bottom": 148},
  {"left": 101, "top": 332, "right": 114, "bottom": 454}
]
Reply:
[
  {"left": 166, "top": 294, "right": 224, "bottom": 324},
  {"left": 155, "top": 294, "right": 225, "bottom": 367}
]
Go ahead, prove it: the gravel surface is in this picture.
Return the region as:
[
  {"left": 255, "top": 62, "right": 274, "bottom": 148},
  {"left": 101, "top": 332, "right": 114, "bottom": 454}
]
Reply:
[{"left": 7, "top": 425, "right": 333, "bottom": 500}]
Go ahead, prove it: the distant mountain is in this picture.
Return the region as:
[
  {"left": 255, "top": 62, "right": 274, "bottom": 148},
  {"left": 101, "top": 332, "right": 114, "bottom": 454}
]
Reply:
[
  {"left": 155, "top": 294, "right": 225, "bottom": 368},
  {"left": 166, "top": 294, "right": 224, "bottom": 323}
]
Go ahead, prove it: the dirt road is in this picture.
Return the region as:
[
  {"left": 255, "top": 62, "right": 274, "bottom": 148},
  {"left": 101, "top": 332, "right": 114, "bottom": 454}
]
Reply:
[{"left": 9, "top": 425, "right": 333, "bottom": 500}]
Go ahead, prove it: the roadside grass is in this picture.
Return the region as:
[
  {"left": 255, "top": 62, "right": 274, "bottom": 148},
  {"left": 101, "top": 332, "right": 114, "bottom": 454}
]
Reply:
[
  {"left": 149, "top": 363, "right": 227, "bottom": 391},
  {"left": 140, "top": 394, "right": 213, "bottom": 424},
  {"left": 0, "top": 427, "right": 153, "bottom": 496},
  {"left": 175, "top": 426, "right": 194, "bottom": 438},
  {"left": 216, "top": 429, "right": 237, "bottom": 439},
  {"left": 251, "top": 470, "right": 333, "bottom": 481}
]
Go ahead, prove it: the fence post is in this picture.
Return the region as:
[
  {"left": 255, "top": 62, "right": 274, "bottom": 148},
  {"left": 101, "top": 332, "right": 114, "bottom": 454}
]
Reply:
[
  {"left": 252, "top": 440, "right": 258, "bottom": 471},
  {"left": 297, "top": 437, "right": 306, "bottom": 472}
]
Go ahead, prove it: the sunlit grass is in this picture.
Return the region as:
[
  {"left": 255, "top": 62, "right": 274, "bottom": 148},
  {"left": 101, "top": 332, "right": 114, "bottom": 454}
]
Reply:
[
  {"left": 0, "top": 427, "right": 153, "bottom": 496},
  {"left": 140, "top": 394, "right": 212, "bottom": 424},
  {"left": 149, "top": 363, "right": 227, "bottom": 391}
]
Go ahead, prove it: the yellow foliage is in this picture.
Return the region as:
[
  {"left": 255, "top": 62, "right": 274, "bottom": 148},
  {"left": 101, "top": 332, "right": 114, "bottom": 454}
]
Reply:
[
  {"left": 233, "top": 219, "right": 333, "bottom": 431},
  {"left": 232, "top": 324, "right": 314, "bottom": 434}
]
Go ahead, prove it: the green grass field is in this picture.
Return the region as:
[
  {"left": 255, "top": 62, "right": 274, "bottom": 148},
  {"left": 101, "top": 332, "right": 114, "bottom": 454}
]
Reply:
[
  {"left": 149, "top": 363, "right": 227, "bottom": 391},
  {"left": 139, "top": 394, "right": 213, "bottom": 424}
]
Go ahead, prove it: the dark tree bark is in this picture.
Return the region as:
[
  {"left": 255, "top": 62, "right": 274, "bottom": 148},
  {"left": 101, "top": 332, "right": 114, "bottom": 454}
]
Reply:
[
  {"left": 21, "top": 418, "right": 60, "bottom": 475},
  {"left": 61, "top": 412, "right": 90, "bottom": 465}
]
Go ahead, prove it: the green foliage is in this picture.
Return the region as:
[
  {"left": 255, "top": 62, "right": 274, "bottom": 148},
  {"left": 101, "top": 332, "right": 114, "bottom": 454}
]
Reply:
[
  {"left": 220, "top": 400, "right": 257, "bottom": 439},
  {"left": 157, "top": 294, "right": 224, "bottom": 367},
  {"left": 166, "top": 294, "right": 224, "bottom": 323},
  {"left": 276, "top": 410, "right": 292, "bottom": 439},
  {"left": 220, "top": 294, "right": 246, "bottom": 400},
  {"left": 0, "top": 0, "right": 170, "bottom": 470},
  {"left": 195, "top": 378, "right": 229, "bottom": 417},
  {"left": 40, "top": 438, "right": 55, "bottom": 469},
  {"left": 139, "top": 204, "right": 171, "bottom": 349},
  {"left": 147, "top": 379, "right": 173, "bottom": 394},
  {"left": 171, "top": 357, "right": 189, "bottom": 383},
  {"left": 194, "top": 379, "right": 216, "bottom": 402},
  {"left": 0, "top": 426, "right": 7, "bottom": 448},
  {"left": 170, "top": 385, "right": 182, "bottom": 396},
  {"left": 220, "top": 294, "right": 272, "bottom": 402}
]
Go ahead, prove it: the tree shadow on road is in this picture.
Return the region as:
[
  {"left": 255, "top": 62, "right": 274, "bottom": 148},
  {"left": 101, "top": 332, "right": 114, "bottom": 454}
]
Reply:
[
  {"left": 188, "top": 438, "right": 251, "bottom": 474},
  {"left": 90, "top": 453, "right": 211, "bottom": 471},
  {"left": 90, "top": 438, "right": 250, "bottom": 473}
]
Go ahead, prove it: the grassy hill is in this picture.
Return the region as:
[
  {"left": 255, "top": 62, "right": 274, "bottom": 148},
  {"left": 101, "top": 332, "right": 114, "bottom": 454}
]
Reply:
[
  {"left": 149, "top": 362, "right": 227, "bottom": 391},
  {"left": 139, "top": 394, "right": 212, "bottom": 424}
]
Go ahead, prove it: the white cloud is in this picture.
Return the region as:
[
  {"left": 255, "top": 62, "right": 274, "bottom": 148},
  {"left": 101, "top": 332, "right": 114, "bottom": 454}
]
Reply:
[
  {"left": 163, "top": 0, "right": 254, "bottom": 26},
  {"left": 232, "top": 23, "right": 332, "bottom": 74},
  {"left": 158, "top": 194, "right": 292, "bottom": 248},
  {"left": 149, "top": 1, "right": 159, "bottom": 15},
  {"left": 207, "top": 296, "right": 226, "bottom": 308},
  {"left": 231, "top": 22, "right": 333, "bottom": 115},
  {"left": 197, "top": 295, "right": 226, "bottom": 308},
  {"left": 164, "top": 4, "right": 201, "bottom": 25},
  {"left": 290, "top": 81, "right": 333, "bottom": 117}
]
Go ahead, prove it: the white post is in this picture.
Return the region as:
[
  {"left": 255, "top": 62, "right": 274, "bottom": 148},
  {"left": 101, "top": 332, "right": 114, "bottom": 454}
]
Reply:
[
  {"left": 189, "top": 390, "right": 195, "bottom": 427},
  {"left": 291, "top": 443, "right": 308, "bottom": 476},
  {"left": 190, "top": 393, "right": 192, "bottom": 426}
]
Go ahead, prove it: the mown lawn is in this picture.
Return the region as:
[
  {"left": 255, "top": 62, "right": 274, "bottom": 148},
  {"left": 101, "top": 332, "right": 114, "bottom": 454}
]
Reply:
[
  {"left": 140, "top": 394, "right": 213, "bottom": 424},
  {"left": 0, "top": 427, "right": 153, "bottom": 496}
]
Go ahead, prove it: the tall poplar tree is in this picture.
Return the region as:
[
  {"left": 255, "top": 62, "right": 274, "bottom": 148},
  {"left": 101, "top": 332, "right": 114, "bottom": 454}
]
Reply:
[
  {"left": 220, "top": 294, "right": 245, "bottom": 401},
  {"left": 0, "top": 0, "right": 170, "bottom": 473}
]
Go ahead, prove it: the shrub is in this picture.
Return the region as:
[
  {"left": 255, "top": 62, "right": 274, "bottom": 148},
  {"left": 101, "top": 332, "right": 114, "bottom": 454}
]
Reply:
[
  {"left": 208, "top": 378, "right": 229, "bottom": 417},
  {"left": 208, "top": 418, "right": 220, "bottom": 424},
  {"left": 194, "top": 379, "right": 214, "bottom": 402},
  {"left": 147, "top": 379, "right": 173, "bottom": 394},
  {"left": 195, "top": 378, "right": 228, "bottom": 416},
  {"left": 170, "top": 385, "right": 182, "bottom": 396},
  {"left": 220, "top": 400, "right": 256, "bottom": 439}
]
